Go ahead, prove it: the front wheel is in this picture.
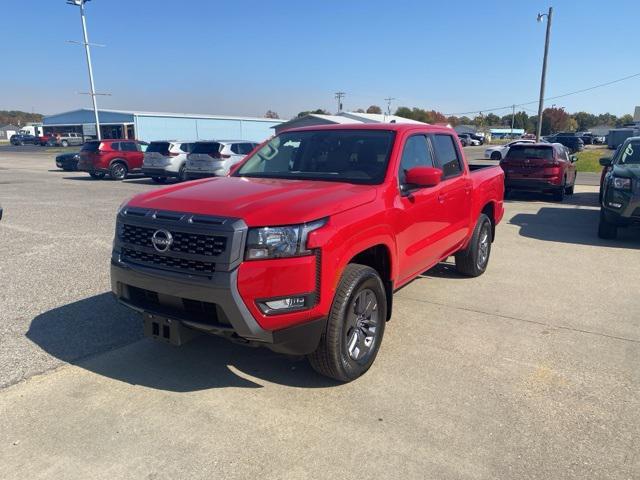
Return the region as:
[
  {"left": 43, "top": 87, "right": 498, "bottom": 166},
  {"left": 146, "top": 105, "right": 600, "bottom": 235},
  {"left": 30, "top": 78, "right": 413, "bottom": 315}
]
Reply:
[
  {"left": 109, "top": 162, "right": 128, "bottom": 180},
  {"left": 455, "top": 213, "right": 492, "bottom": 277},
  {"left": 308, "top": 264, "right": 387, "bottom": 382},
  {"left": 597, "top": 209, "right": 617, "bottom": 239}
]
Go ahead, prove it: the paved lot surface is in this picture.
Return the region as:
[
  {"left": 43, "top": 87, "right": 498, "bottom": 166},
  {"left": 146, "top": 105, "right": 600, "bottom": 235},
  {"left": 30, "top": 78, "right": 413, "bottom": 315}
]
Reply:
[{"left": 0, "top": 151, "right": 639, "bottom": 479}]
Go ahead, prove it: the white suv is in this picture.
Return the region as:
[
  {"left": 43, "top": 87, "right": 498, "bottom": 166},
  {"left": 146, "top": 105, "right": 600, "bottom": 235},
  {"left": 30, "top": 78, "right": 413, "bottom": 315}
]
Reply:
[
  {"left": 142, "top": 141, "right": 195, "bottom": 182},
  {"left": 185, "top": 140, "right": 258, "bottom": 179}
]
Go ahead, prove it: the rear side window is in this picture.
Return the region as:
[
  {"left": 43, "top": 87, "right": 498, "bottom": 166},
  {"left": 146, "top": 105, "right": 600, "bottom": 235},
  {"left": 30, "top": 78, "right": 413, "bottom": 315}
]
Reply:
[
  {"left": 81, "top": 142, "right": 100, "bottom": 152},
  {"left": 506, "top": 146, "right": 554, "bottom": 160},
  {"left": 120, "top": 142, "right": 138, "bottom": 152},
  {"left": 230, "top": 143, "right": 242, "bottom": 154},
  {"left": 191, "top": 142, "right": 222, "bottom": 154},
  {"left": 236, "top": 143, "right": 255, "bottom": 155},
  {"left": 110, "top": 142, "right": 121, "bottom": 151},
  {"left": 398, "top": 135, "right": 434, "bottom": 184},
  {"left": 146, "top": 142, "right": 171, "bottom": 153},
  {"left": 432, "top": 134, "right": 462, "bottom": 178}
]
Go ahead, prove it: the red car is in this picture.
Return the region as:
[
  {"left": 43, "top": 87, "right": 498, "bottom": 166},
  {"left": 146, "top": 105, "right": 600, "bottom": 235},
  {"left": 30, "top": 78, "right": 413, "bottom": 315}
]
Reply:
[
  {"left": 111, "top": 124, "right": 504, "bottom": 381},
  {"left": 37, "top": 134, "right": 54, "bottom": 146},
  {"left": 78, "top": 139, "right": 148, "bottom": 180},
  {"left": 500, "top": 142, "right": 577, "bottom": 201}
]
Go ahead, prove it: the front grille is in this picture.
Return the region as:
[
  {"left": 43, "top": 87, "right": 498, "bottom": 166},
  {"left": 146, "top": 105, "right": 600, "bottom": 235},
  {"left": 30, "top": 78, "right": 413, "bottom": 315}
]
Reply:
[
  {"left": 121, "top": 224, "right": 226, "bottom": 256},
  {"left": 121, "top": 247, "right": 215, "bottom": 274}
]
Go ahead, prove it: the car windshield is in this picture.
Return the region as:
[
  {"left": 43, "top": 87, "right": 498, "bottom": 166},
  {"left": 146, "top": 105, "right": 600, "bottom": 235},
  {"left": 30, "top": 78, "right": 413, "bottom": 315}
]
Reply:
[
  {"left": 506, "top": 146, "right": 554, "bottom": 160},
  {"left": 617, "top": 140, "right": 640, "bottom": 164},
  {"left": 235, "top": 129, "right": 395, "bottom": 184}
]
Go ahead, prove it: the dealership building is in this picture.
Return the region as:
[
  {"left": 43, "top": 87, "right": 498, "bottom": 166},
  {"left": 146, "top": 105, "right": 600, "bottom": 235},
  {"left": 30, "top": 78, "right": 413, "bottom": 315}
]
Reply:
[{"left": 42, "top": 108, "right": 282, "bottom": 142}]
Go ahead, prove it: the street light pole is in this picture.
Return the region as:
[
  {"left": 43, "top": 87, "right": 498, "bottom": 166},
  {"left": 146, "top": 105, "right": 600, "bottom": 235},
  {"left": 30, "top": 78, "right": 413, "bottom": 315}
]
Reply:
[
  {"left": 536, "top": 6, "right": 553, "bottom": 142},
  {"left": 69, "top": 0, "right": 101, "bottom": 140}
]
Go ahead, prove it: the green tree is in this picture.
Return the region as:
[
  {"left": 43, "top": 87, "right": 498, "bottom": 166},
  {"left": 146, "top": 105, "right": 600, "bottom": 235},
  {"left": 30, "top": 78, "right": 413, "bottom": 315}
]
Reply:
[
  {"left": 366, "top": 105, "right": 382, "bottom": 114},
  {"left": 617, "top": 114, "right": 634, "bottom": 126},
  {"left": 296, "top": 109, "right": 330, "bottom": 118}
]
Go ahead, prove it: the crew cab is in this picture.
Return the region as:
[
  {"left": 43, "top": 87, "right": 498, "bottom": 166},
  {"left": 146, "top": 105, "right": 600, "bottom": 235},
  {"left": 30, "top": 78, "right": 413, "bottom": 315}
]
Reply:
[
  {"left": 78, "top": 139, "right": 148, "bottom": 180},
  {"left": 111, "top": 124, "right": 504, "bottom": 381},
  {"left": 500, "top": 142, "right": 577, "bottom": 201},
  {"left": 598, "top": 136, "right": 640, "bottom": 239}
]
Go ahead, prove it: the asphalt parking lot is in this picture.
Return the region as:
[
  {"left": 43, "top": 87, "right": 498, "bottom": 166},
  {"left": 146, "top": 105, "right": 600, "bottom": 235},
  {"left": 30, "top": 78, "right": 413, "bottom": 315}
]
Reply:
[{"left": 0, "top": 150, "right": 639, "bottom": 479}]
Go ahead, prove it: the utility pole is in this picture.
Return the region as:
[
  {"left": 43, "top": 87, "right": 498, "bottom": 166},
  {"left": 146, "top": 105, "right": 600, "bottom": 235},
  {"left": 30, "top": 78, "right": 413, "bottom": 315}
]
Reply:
[
  {"left": 384, "top": 97, "right": 396, "bottom": 117},
  {"left": 511, "top": 104, "right": 516, "bottom": 137},
  {"left": 334, "top": 92, "right": 345, "bottom": 113},
  {"left": 536, "top": 6, "right": 553, "bottom": 141},
  {"left": 68, "top": 0, "right": 102, "bottom": 140}
]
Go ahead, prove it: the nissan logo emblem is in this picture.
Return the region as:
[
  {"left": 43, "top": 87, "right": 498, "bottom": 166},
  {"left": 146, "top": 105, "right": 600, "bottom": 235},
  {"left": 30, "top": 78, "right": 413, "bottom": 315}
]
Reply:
[{"left": 151, "top": 229, "right": 173, "bottom": 253}]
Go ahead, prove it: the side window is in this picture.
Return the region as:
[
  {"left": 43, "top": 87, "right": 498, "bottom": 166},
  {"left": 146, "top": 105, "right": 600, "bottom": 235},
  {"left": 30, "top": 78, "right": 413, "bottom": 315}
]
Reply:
[
  {"left": 398, "top": 135, "right": 434, "bottom": 184},
  {"left": 230, "top": 143, "right": 242, "bottom": 154},
  {"left": 120, "top": 142, "right": 137, "bottom": 152},
  {"left": 432, "top": 134, "right": 462, "bottom": 178},
  {"left": 111, "top": 142, "right": 120, "bottom": 151},
  {"left": 239, "top": 143, "right": 255, "bottom": 155},
  {"left": 180, "top": 143, "right": 192, "bottom": 153}
]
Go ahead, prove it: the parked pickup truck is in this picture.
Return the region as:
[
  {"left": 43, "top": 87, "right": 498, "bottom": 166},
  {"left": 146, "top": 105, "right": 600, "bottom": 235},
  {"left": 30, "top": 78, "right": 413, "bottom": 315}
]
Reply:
[{"left": 111, "top": 124, "right": 504, "bottom": 381}]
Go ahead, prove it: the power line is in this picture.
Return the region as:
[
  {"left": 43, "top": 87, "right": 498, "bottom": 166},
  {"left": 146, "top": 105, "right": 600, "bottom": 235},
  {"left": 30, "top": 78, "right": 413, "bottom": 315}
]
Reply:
[{"left": 444, "top": 71, "right": 640, "bottom": 116}]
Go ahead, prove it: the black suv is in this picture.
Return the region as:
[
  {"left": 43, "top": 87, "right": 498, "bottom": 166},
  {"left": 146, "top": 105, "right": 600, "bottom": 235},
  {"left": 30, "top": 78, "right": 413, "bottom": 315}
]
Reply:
[
  {"left": 547, "top": 133, "right": 584, "bottom": 153},
  {"left": 9, "top": 133, "right": 38, "bottom": 146},
  {"left": 598, "top": 137, "right": 640, "bottom": 239}
]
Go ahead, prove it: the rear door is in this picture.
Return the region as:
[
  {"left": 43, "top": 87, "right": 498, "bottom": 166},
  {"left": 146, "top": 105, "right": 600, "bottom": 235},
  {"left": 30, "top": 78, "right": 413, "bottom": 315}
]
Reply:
[
  {"left": 120, "top": 141, "right": 143, "bottom": 169},
  {"left": 430, "top": 133, "right": 472, "bottom": 252}
]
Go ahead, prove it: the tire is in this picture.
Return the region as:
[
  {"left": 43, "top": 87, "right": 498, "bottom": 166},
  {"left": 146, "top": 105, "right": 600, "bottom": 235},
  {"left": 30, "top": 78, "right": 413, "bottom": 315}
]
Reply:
[
  {"left": 597, "top": 209, "right": 617, "bottom": 239},
  {"left": 308, "top": 264, "right": 387, "bottom": 382},
  {"left": 89, "top": 172, "right": 105, "bottom": 179},
  {"left": 61, "top": 140, "right": 69, "bottom": 147},
  {"left": 552, "top": 179, "right": 566, "bottom": 202},
  {"left": 490, "top": 151, "right": 501, "bottom": 161},
  {"left": 565, "top": 182, "right": 575, "bottom": 195},
  {"left": 109, "top": 161, "right": 128, "bottom": 180},
  {"left": 455, "top": 213, "right": 492, "bottom": 277},
  {"left": 151, "top": 176, "right": 167, "bottom": 184},
  {"left": 178, "top": 164, "right": 188, "bottom": 182}
]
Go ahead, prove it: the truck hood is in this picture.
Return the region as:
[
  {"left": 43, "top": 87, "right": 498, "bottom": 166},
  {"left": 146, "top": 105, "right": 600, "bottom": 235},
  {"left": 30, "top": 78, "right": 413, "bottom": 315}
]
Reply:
[
  {"left": 127, "top": 176, "right": 377, "bottom": 226},
  {"left": 612, "top": 164, "right": 640, "bottom": 181}
]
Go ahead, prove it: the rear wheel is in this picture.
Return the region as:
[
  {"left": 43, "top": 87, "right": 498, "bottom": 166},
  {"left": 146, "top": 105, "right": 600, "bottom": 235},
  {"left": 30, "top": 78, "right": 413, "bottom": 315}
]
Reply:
[
  {"left": 89, "top": 172, "right": 105, "bottom": 179},
  {"left": 109, "top": 162, "right": 128, "bottom": 180},
  {"left": 490, "top": 151, "right": 501, "bottom": 161},
  {"left": 552, "top": 179, "right": 566, "bottom": 201},
  {"left": 565, "top": 182, "right": 575, "bottom": 195},
  {"left": 455, "top": 213, "right": 492, "bottom": 277},
  {"left": 61, "top": 140, "right": 69, "bottom": 147},
  {"left": 597, "top": 209, "right": 617, "bottom": 239},
  {"left": 178, "top": 164, "right": 188, "bottom": 182},
  {"left": 308, "top": 264, "right": 386, "bottom": 382}
]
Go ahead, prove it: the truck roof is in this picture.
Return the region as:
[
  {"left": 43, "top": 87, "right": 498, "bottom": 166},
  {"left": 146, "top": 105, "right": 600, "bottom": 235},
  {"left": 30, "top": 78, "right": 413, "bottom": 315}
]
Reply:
[{"left": 283, "top": 122, "right": 453, "bottom": 134}]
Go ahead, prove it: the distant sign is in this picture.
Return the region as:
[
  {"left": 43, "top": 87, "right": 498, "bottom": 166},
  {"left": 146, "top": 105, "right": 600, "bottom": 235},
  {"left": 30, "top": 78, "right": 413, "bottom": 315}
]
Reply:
[{"left": 82, "top": 123, "right": 97, "bottom": 136}]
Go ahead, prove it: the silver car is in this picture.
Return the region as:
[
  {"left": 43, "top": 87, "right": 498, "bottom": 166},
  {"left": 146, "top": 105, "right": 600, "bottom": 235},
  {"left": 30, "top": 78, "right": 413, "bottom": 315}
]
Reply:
[{"left": 185, "top": 140, "right": 258, "bottom": 179}]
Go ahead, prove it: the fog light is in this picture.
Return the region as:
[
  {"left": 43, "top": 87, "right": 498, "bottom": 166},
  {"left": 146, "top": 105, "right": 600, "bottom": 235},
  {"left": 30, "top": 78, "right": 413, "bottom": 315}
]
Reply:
[
  {"left": 258, "top": 294, "right": 314, "bottom": 314},
  {"left": 608, "top": 202, "right": 622, "bottom": 208}
]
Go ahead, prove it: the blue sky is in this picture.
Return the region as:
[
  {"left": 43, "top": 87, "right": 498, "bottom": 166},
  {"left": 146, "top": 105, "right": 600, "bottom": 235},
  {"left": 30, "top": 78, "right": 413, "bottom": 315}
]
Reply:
[{"left": 1, "top": 0, "right": 639, "bottom": 119}]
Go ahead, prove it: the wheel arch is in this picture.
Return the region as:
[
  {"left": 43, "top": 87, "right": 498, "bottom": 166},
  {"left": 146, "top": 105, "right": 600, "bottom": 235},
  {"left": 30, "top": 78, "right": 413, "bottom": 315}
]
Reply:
[
  {"left": 346, "top": 243, "right": 394, "bottom": 321},
  {"left": 480, "top": 201, "right": 496, "bottom": 242}
]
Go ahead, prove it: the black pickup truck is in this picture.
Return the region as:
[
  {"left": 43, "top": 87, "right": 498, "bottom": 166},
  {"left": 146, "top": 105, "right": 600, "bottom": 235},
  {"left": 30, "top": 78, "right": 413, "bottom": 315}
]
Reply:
[{"left": 598, "top": 137, "right": 640, "bottom": 239}]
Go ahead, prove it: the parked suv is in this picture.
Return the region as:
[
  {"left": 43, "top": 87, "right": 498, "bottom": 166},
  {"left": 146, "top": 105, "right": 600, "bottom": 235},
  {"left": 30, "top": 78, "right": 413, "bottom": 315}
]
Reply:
[
  {"left": 598, "top": 137, "right": 640, "bottom": 239},
  {"left": 142, "top": 141, "right": 194, "bottom": 183},
  {"left": 77, "top": 139, "right": 148, "bottom": 180},
  {"left": 546, "top": 133, "right": 584, "bottom": 153},
  {"left": 9, "top": 133, "right": 38, "bottom": 145},
  {"left": 111, "top": 124, "right": 505, "bottom": 381},
  {"left": 185, "top": 140, "right": 258, "bottom": 179},
  {"left": 500, "top": 143, "right": 577, "bottom": 201},
  {"left": 50, "top": 132, "right": 85, "bottom": 147}
]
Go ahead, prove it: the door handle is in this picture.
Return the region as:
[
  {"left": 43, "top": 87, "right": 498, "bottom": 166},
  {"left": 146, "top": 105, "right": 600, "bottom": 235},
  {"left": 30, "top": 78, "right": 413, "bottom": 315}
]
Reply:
[{"left": 437, "top": 194, "right": 446, "bottom": 204}]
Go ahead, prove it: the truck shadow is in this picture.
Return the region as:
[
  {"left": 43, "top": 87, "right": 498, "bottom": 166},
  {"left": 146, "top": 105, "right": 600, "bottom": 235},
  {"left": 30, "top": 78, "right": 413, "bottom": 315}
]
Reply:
[
  {"left": 509, "top": 207, "right": 640, "bottom": 248},
  {"left": 27, "top": 293, "right": 338, "bottom": 392},
  {"left": 506, "top": 191, "right": 600, "bottom": 207}
]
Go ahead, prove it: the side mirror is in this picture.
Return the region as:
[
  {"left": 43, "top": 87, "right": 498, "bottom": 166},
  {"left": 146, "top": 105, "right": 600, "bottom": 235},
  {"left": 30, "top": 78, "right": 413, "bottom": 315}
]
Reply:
[
  {"left": 404, "top": 167, "right": 441, "bottom": 188},
  {"left": 570, "top": 155, "right": 578, "bottom": 163},
  {"left": 599, "top": 157, "right": 612, "bottom": 167}
]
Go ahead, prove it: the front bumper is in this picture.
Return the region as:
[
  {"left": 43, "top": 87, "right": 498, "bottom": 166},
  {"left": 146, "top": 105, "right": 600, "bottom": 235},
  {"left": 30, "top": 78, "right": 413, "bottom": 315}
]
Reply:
[
  {"left": 601, "top": 187, "right": 640, "bottom": 226},
  {"left": 111, "top": 260, "right": 325, "bottom": 355},
  {"left": 505, "top": 177, "right": 563, "bottom": 191}
]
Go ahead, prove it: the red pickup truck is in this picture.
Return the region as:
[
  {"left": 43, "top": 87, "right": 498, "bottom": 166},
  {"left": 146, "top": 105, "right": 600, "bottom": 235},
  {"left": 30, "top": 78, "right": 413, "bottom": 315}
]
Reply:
[{"left": 111, "top": 124, "right": 504, "bottom": 381}]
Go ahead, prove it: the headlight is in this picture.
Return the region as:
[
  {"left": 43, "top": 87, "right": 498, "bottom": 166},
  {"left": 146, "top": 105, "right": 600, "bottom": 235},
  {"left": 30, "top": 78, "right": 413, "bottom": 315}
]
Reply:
[
  {"left": 245, "top": 218, "right": 326, "bottom": 260},
  {"left": 612, "top": 177, "right": 631, "bottom": 190}
]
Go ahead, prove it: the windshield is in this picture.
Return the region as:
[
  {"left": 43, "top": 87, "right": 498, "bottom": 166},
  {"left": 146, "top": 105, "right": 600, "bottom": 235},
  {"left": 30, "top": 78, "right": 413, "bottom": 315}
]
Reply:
[
  {"left": 235, "top": 129, "right": 395, "bottom": 184},
  {"left": 617, "top": 140, "right": 640, "bottom": 164},
  {"left": 506, "top": 146, "right": 554, "bottom": 160}
]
